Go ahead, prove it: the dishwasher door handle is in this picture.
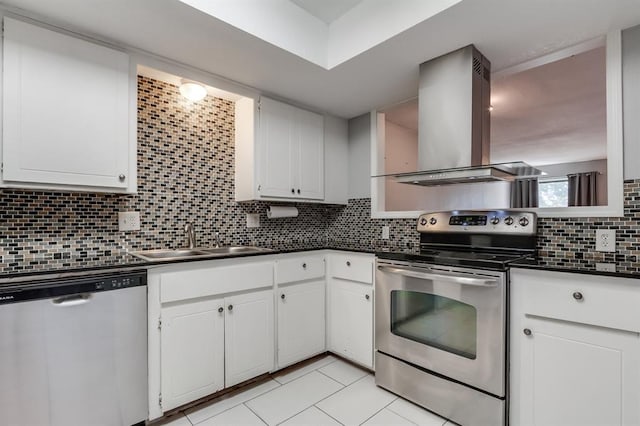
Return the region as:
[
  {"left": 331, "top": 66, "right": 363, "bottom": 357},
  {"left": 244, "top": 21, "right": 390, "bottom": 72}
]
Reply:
[
  {"left": 51, "top": 293, "right": 92, "bottom": 306},
  {"left": 377, "top": 265, "right": 498, "bottom": 287}
]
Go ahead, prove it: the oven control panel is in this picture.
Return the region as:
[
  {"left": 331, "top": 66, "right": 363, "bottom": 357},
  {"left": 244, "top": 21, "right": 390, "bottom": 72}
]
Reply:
[{"left": 417, "top": 210, "right": 537, "bottom": 235}]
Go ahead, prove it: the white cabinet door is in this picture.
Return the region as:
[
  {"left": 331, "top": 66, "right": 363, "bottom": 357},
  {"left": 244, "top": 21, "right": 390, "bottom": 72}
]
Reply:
[
  {"left": 160, "top": 298, "right": 225, "bottom": 412},
  {"left": 327, "top": 278, "right": 373, "bottom": 369},
  {"left": 295, "top": 108, "right": 324, "bottom": 200},
  {"left": 256, "top": 97, "right": 324, "bottom": 200},
  {"left": 513, "top": 315, "right": 640, "bottom": 426},
  {"left": 2, "top": 17, "right": 132, "bottom": 191},
  {"left": 257, "top": 97, "right": 295, "bottom": 198},
  {"left": 225, "top": 289, "right": 275, "bottom": 387},
  {"left": 277, "top": 280, "right": 326, "bottom": 368}
]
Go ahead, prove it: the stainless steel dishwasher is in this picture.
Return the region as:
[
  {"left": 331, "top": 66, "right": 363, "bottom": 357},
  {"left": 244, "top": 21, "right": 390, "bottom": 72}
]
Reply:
[{"left": 0, "top": 270, "right": 148, "bottom": 426}]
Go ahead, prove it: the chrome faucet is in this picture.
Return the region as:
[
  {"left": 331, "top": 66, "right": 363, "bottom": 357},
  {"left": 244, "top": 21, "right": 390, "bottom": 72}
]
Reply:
[
  {"left": 184, "top": 223, "right": 196, "bottom": 249},
  {"left": 214, "top": 232, "right": 221, "bottom": 248}
]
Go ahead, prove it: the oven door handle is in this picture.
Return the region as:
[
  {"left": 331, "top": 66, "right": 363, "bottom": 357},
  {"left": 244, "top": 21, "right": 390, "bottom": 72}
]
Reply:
[{"left": 377, "top": 265, "right": 498, "bottom": 287}]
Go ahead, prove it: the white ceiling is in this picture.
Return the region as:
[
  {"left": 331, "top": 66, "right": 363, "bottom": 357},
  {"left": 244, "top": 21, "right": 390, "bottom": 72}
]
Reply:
[
  {"left": 290, "top": 0, "right": 363, "bottom": 24},
  {"left": 1, "top": 0, "right": 639, "bottom": 119}
]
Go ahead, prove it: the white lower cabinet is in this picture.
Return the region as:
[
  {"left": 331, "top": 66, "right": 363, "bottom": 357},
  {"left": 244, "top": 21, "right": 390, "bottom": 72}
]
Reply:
[
  {"left": 275, "top": 255, "right": 326, "bottom": 369},
  {"left": 160, "top": 298, "right": 225, "bottom": 411},
  {"left": 160, "top": 290, "right": 274, "bottom": 412},
  {"left": 510, "top": 268, "right": 640, "bottom": 426},
  {"left": 326, "top": 253, "right": 375, "bottom": 369},
  {"left": 277, "top": 280, "right": 326, "bottom": 368},
  {"left": 149, "top": 251, "right": 375, "bottom": 419},
  {"left": 328, "top": 278, "right": 373, "bottom": 368},
  {"left": 225, "top": 290, "right": 275, "bottom": 387}
]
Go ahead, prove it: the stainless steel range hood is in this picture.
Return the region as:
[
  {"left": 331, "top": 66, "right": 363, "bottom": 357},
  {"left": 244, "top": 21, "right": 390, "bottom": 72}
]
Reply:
[{"left": 392, "top": 45, "right": 542, "bottom": 186}]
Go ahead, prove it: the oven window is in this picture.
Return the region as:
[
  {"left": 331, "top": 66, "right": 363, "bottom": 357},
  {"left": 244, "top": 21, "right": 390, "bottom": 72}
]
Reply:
[{"left": 390, "top": 290, "right": 477, "bottom": 359}]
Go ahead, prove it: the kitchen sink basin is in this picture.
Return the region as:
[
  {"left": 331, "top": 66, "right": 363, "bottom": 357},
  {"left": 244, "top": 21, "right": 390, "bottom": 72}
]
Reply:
[{"left": 130, "top": 246, "right": 272, "bottom": 262}]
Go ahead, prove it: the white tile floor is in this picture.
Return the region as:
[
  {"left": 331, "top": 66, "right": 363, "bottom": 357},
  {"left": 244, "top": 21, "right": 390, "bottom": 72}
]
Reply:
[{"left": 159, "top": 355, "right": 451, "bottom": 426}]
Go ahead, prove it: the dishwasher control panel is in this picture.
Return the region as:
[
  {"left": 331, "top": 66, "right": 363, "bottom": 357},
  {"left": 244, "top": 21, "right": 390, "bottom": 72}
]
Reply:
[
  {"left": 0, "top": 271, "right": 147, "bottom": 305},
  {"left": 96, "top": 275, "right": 145, "bottom": 291}
]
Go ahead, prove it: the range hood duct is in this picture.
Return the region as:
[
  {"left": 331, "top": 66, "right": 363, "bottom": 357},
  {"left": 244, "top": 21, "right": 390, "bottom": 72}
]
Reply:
[{"left": 394, "top": 45, "right": 542, "bottom": 186}]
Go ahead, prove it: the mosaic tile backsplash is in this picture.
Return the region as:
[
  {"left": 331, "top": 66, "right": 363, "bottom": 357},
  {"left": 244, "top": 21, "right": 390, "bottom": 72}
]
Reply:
[
  {"left": 0, "top": 76, "right": 330, "bottom": 263},
  {"left": 1, "top": 75, "right": 639, "bottom": 274},
  {"left": 327, "top": 180, "right": 640, "bottom": 273}
]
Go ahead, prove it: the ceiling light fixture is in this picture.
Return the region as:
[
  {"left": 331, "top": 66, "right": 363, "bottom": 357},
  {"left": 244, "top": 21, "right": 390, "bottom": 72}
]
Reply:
[{"left": 179, "top": 79, "right": 207, "bottom": 101}]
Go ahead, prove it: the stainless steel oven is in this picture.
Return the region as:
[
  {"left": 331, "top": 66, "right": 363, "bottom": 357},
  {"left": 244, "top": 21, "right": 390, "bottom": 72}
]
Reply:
[{"left": 374, "top": 210, "right": 537, "bottom": 426}]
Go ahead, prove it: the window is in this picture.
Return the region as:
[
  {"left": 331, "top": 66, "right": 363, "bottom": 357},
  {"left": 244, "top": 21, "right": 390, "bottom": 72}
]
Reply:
[{"left": 538, "top": 178, "right": 569, "bottom": 208}]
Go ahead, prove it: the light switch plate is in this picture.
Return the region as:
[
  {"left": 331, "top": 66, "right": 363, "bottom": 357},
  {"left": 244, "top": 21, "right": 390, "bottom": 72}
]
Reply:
[
  {"left": 118, "top": 211, "right": 140, "bottom": 231},
  {"left": 246, "top": 213, "right": 260, "bottom": 228},
  {"left": 382, "top": 225, "right": 390, "bottom": 240},
  {"left": 595, "top": 229, "right": 616, "bottom": 252}
]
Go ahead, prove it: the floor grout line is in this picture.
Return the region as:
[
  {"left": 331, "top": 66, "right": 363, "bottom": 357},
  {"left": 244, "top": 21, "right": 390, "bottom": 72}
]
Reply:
[
  {"left": 357, "top": 397, "right": 403, "bottom": 426},
  {"left": 187, "top": 380, "right": 282, "bottom": 425},
  {"left": 314, "top": 404, "right": 346, "bottom": 425},
  {"left": 243, "top": 401, "right": 269, "bottom": 426}
]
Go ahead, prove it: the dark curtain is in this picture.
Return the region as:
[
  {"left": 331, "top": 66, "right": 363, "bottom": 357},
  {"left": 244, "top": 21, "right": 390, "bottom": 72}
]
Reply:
[
  {"left": 511, "top": 178, "right": 539, "bottom": 208},
  {"left": 568, "top": 171, "right": 598, "bottom": 206}
]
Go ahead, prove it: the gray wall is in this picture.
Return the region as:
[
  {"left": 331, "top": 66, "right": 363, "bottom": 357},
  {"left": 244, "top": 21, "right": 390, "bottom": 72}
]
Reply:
[
  {"left": 347, "top": 113, "right": 372, "bottom": 198},
  {"left": 623, "top": 24, "right": 640, "bottom": 180}
]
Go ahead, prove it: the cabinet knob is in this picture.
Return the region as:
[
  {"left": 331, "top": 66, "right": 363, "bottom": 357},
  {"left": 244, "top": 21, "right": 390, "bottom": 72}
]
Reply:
[
  {"left": 291, "top": 188, "right": 295, "bottom": 194},
  {"left": 523, "top": 328, "right": 532, "bottom": 336},
  {"left": 365, "top": 294, "right": 370, "bottom": 300},
  {"left": 228, "top": 305, "right": 233, "bottom": 311},
  {"left": 118, "top": 174, "right": 126, "bottom": 181},
  {"left": 218, "top": 307, "right": 224, "bottom": 313},
  {"left": 281, "top": 294, "right": 286, "bottom": 300},
  {"left": 302, "top": 263, "right": 307, "bottom": 269},
  {"left": 573, "top": 292, "right": 584, "bottom": 301},
  {"left": 346, "top": 261, "right": 351, "bottom": 266},
  {"left": 297, "top": 189, "right": 301, "bottom": 194}
]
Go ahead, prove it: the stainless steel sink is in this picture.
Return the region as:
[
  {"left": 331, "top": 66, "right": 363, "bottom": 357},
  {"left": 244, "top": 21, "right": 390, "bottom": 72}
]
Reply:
[
  {"left": 199, "top": 246, "right": 272, "bottom": 255},
  {"left": 130, "top": 246, "right": 272, "bottom": 262}
]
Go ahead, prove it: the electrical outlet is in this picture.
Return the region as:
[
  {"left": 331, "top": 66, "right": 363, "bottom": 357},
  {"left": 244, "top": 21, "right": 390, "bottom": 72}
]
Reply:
[
  {"left": 118, "top": 211, "right": 140, "bottom": 231},
  {"left": 595, "top": 263, "right": 616, "bottom": 272},
  {"left": 382, "top": 225, "right": 390, "bottom": 240},
  {"left": 246, "top": 213, "right": 260, "bottom": 228},
  {"left": 595, "top": 229, "right": 616, "bottom": 252}
]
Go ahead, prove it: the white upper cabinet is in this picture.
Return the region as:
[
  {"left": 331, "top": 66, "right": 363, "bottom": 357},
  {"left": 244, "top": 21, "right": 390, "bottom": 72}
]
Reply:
[
  {"left": 1, "top": 17, "right": 135, "bottom": 193},
  {"left": 235, "top": 96, "right": 347, "bottom": 204},
  {"left": 257, "top": 97, "right": 324, "bottom": 200}
]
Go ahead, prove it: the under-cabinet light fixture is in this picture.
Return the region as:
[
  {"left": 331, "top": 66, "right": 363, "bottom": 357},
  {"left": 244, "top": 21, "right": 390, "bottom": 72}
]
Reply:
[{"left": 179, "top": 79, "right": 207, "bottom": 102}]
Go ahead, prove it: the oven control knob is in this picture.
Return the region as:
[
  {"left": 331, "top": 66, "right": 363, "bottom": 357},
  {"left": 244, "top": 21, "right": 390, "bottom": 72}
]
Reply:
[
  {"left": 519, "top": 217, "right": 530, "bottom": 227},
  {"left": 504, "top": 216, "right": 514, "bottom": 225},
  {"left": 429, "top": 217, "right": 437, "bottom": 225},
  {"left": 490, "top": 216, "right": 500, "bottom": 225},
  {"left": 419, "top": 217, "right": 428, "bottom": 226}
]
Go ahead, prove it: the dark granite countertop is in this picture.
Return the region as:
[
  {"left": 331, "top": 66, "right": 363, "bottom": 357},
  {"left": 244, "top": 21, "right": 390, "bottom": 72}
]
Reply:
[
  {"left": 511, "top": 257, "right": 640, "bottom": 279},
  {"left": 0, "top": 242, "right": 392, "bottom": 284},
  {"left": 6, "top": 241, "right": 637, "bottom": 284}
]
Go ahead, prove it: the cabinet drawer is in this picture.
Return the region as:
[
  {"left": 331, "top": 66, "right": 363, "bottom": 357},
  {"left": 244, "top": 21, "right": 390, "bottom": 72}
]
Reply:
[
  {"left": 512, "top": 268, "right": 640, "bottom": 333},
  {"left": 160, "top": 261, "right": 274, "bottom": 303},
  {"left": 329, "top": 254, "right": 373, "bottom": 284},
  {"left": 276, "top": 255, "right": 325, "bottom": 284}
]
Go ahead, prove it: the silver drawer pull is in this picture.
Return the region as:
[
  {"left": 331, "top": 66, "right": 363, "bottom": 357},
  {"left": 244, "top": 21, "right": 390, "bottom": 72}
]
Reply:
[
  {"left": 573, "top": 292, "right": 584, "bottom": 301},
  {"left": 346, "top": 261, "right": 351, "bottom": 266},
  {"left": 377, "top": 265, "right": 498, "bottom": 287},
  {"left": 523, "top": 328, "right": 532, "bottom": 336},
  {"left": 302, "top": 263, "right": 307, "bottom": 269}
]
